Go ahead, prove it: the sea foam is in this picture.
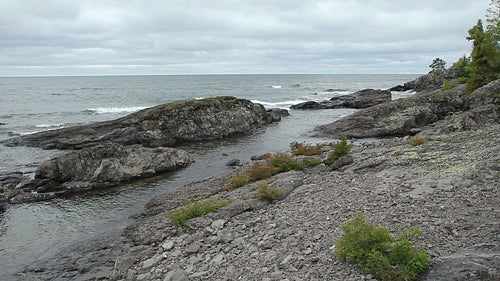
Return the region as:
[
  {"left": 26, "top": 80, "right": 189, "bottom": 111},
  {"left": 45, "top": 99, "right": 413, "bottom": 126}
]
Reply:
[{"left": 86, "top": 106, "right": 147, "bottom": 115}]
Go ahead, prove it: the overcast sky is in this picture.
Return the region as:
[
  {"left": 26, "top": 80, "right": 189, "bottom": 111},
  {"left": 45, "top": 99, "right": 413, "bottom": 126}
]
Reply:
[{"left": 0, "top": 0, "right": 492, "bottom": 76}]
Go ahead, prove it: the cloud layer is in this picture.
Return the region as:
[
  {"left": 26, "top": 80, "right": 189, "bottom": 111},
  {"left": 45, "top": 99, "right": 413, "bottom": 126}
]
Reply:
[{"left": 0, "top": 0, "right": 491, "bottom": 76}]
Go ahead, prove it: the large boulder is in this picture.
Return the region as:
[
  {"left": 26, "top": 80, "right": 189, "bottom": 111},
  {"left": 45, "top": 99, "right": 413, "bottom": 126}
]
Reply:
[
  {"left": 33, "top": 143, "right": 191, "bottom": 193},
  {"left": 315, "top": 84, "right": 467, "bottom": 138},
  {"left": 290, "top": 89, "right": 391, "bottom": 110},
  {"left": 2, "top": 96, "right": 280, "bottom": 150}
]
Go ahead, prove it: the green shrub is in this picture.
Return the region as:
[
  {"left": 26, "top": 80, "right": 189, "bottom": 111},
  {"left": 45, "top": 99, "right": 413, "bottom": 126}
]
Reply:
[
  {"left": 248, "top": 162, "right": 278, "bottom": 181},
  {"left": 291, "top": 142, "right": 325, "bottom": 156},
  {"left": 441, "top": 80, "right": 459, "bottom": 90},
  {"left": 256, "top": 182, "right": 284, "bottom": 201},
  {"left": 267, "top": 153, "right": 304, "bottom": 172},
  {"left": 334, "top": 213, "right": 431, "bottom": 281},
  {"left": 325, "top": 135, "right": 352, "bottom": 164},
  {"left": 409, "top": 137, "right": 427, "bottom": 146},
  {"left": 228, "top": 173, "right": 250, "bottom": 189},
  {"left": 166, "top": 199, "right": 230, "bottom": 227}
]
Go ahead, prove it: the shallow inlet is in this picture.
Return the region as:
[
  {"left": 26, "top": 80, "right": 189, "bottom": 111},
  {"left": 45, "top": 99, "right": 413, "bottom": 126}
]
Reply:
[{"left": 0, "top": 108, "right": 354, "bottom": 280}]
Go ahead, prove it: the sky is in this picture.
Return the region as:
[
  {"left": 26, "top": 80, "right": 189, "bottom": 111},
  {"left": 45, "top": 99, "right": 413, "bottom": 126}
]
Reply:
[{"left": 0, "top": 0, "right": 492, "bottom": 76}]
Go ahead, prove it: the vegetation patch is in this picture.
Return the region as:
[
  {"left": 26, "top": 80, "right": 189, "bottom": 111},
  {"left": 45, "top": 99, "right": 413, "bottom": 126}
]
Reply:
[
  {"left": 409, "top": 137, "right": 427, "bottom": 146},
  {"left": 334, "top": 213, "right": 431, "bottom": 281},
  {"left": 325, "top": 135, "right": 352, "bottom": 164},
  {"left": 256, "top": 182, "right": 284, "bottom": 201},
  {"left": 291, "top": 142, "right": 325, "bottom": 156},
  {"left": 441, "top": 80, "right": 459, "bottom": 90},
  {"left": 166, "top": 198, "right": 231, "bottom": 227}
]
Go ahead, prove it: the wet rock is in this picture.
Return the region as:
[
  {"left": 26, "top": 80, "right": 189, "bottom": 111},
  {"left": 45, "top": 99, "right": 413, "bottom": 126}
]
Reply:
[
  {"left": 266, "top": 108, "right": 289, "bottom": 122},
  {"left": 2, "top": 96, "right": 280, "bottom": 150},
  {"left": 225, "top": 159, "right": 241, "bottom": 167},
  {"left": 33, "top": 143, "right": 190, "bottom": 193}
]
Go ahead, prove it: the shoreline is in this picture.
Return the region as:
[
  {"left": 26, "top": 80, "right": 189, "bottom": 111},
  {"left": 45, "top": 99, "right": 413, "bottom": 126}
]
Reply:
[{"left": 111, "top": 97, "right": 499, "bottom": 280}]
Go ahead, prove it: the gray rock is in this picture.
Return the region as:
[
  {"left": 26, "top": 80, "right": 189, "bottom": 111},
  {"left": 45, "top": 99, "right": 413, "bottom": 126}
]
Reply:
[
  {"left": 266, "top": 108, "right": 289, "bottom": 122},
  {"left": 421, "top": 234, "right": 499, "bottom": 281},
  {"left": 291, "top": 89, "right": 391, "bottom": 110},
  {"left": 33, "top": 143, "right": 190, "bottom": 193},
  {"left": 2, "top": 96, "right": 279, "bottom": 150},
  {"left": 316, "top": 83, "right": 468, "bottom": 138},
  {"left": 403, "top": 67, "right": 460, "bottom": 93},
  {"left": 211, "top": 219, "right": 226, "bottom": 230},
  {"left": 164, "top": 269, "right": 188, "bottom": 281},
  {"left": 225, "top": 159, "right": 241, "bottom": 167}
]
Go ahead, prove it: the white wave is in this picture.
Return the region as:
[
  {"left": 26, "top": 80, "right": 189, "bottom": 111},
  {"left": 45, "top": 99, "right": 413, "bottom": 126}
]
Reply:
[
  {"left": 316, "top": 90, "right": 351, "bottom": 96},
  {"left": 271, "top": 85, "right": 282, "bottom": 89},
  {"left": 251, "top": 99, "right": 307, "bottom": 109},
  {"left": 35, "top": 123, "right": 64, "bottom": 128},
  {"left": 86, "top": 106, "right": 147, "bottom": 115}
]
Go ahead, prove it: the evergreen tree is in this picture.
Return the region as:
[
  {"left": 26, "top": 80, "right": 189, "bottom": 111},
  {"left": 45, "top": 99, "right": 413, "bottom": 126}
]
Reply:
[
  {"left": 466, "top": 19, "right": 499, "bottom": 94},
  {"left": 429, "top": 58, "right": 446, "bottom": 73},
  {"left": 485, "top": 0, "right": 500, "bottom": 44}
]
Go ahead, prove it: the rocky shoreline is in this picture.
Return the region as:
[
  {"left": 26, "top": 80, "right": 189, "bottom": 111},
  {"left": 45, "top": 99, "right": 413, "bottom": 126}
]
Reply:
[
  {"left": 0, "top": 97, "right": 287, "bottom": 207},
  {"left": 108, "top": 77, "right": 499, "bottom": 280}
]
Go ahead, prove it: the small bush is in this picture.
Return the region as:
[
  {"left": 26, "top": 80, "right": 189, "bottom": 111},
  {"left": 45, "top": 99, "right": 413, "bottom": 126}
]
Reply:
[
  {"left": 267, "top": 153, "right": 304, "bottom": 172},
  {"left": 441, "top": 80, "right": 459, "bottom": 90},
  {"left": 409, "top": 137, "right": 427, "bottom": 146},
  {"left": 325, "top": 135, "right": 352, "bottom": 164},
  {"left": 291, "top": 142, "right": 325, "bottom": 156},
  {"left": 166, "top": 199, "right": 230, "bottom": 227},
  {"left": 334, "top": 213, "right": 431, "bottom": 281},
  {"left": 248, "top": 162, "right": 278, "bottom": 181},
  {"left": 304, "top": 159, "right": 321, "bottom": 167},
  {"left": 256, "top": 182, "right": 284, "bottom": 201},
  {"left": 227, "top": 173, "right": 250, "bottom": 189}
]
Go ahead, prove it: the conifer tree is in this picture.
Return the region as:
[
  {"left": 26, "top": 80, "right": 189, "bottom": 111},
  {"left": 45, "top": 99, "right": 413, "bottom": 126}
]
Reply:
[{"left": 465, "top": 19, "right": 499, "bottom": 94}]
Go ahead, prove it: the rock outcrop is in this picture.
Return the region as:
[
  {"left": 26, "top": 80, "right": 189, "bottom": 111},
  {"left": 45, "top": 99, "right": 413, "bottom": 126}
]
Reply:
[
  {"left": 31, "top": 143, "right": 190, "bottom": 194},
  {"left": 291, "top": 89, "right": 391, "bottom": 110},
  {"left": 391, "top": 68, "right": 460, "bottom": 93},
  {"left": 315, "top": 83, "right": 471, "bottom": 138},
  {"left": 1, "top": 96, "right": 281, "bottom": 150}
]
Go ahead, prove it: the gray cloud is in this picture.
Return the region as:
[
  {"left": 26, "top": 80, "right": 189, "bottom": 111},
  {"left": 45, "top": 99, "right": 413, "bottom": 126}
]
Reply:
[{"left": 0, "top": 0, "right": 491, "bottom": 76}]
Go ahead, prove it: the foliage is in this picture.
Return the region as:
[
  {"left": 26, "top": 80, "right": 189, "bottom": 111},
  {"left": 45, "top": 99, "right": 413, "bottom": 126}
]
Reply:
[
  {"left": 267, "top": 153, "right": 304, "bottom": 172},
  {"left": 334, "top": 213, "right": 431, "bottom": 281},
  {"left": 452, "top": 55, "right": 472, "bottom": 78},
  {"left": 441, "top": 80, "right": 459, "bottom": 90},
  {"left": 256, "top": 182, "right": 284, "bottom": 201},
  {"left": 166, "top": 199, "right": 230, "bottom": 227},
  {"left": 486, "top": 0, "right": 500, "bottom": 43},
  {"left": 429, "top": 57, "right": 446, "bottom": 73},
  {"left": 466, "top": 19, "right": 500, "bottom": 95},
  {"left": 248, "top": 162, "right": 278, "bottom": 181},
  {"left": 409, "top": 137, "right": 427, "bottom": 146},
  {"left": 325, "top": 135, "right": 352, "bottom": 164},
  {"left": 291, "top": 142, "right": 325, "bottom": 156},
  {"left": 226, "top": 173, "right": 250, "bottom": 190}
]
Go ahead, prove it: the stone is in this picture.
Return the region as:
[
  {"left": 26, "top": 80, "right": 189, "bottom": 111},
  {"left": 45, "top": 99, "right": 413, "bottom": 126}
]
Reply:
[
  {"left": 290, "top": 89, "right": 391, "bottom": 110},
  {"left": 225, "top": 159, "right": 241, "bottom": 167},
  {"left": 162, "top": 241, "right": 175, "bottom": 251},
  {"left": 163, "top": 269, "right": 188, "bottom": 281},
  {"left": 315, "top": 83, "right": 470, "bottom": 139},
  {"left": 33, "top": 143, "right": 191, "bottom": 193},
  {"left": 2, "top": 96, "right": 281, "bottom": 149},
  {"left": 211, "top": 219, "right": 226, "bottom": 230}
]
